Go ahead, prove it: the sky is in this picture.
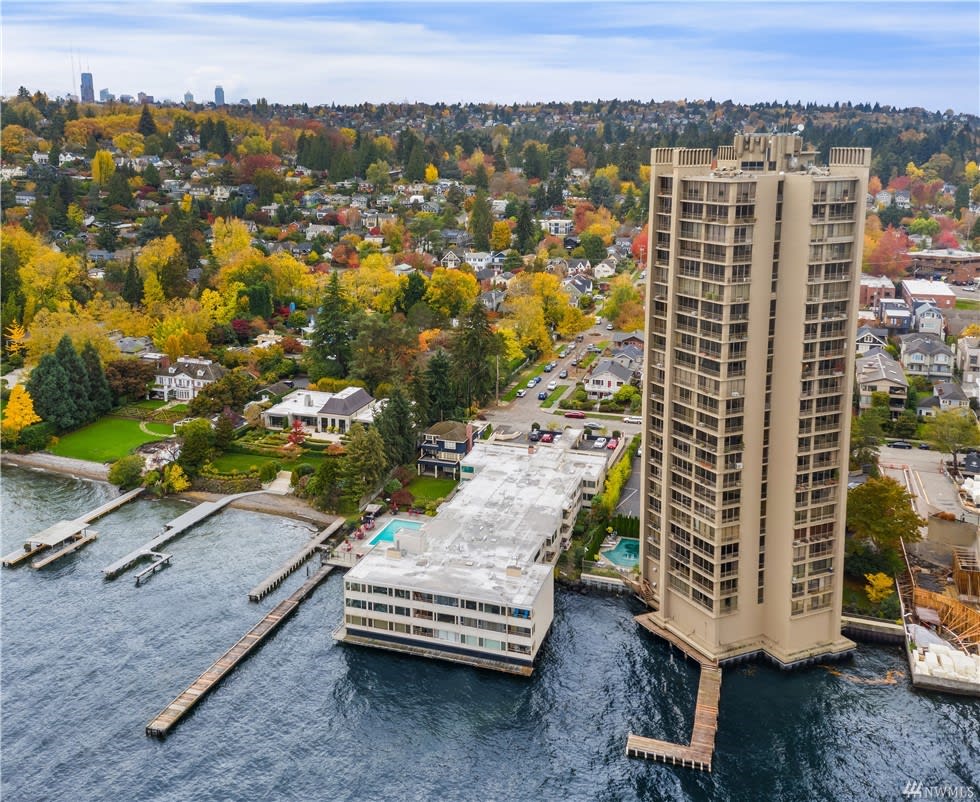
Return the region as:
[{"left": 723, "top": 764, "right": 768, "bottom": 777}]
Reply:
[{"left": 2, "top": 1, "right": 978, "bottom": 114}]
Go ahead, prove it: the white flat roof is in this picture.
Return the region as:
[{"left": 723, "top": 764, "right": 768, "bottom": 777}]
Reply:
[
  {"left": 345, "top": 438, "right": 607, "bottom": 608},
  {"left": 902, "top": 279, "right": 957, "bottom": 297}
]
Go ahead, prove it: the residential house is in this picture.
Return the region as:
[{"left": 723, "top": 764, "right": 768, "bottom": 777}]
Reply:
[
  {"left": 479, "top": 290, "right": 507, "bottom": 312},
  {"left": 956, "top": 336, "right": 980, "bottom": 403},
  {"left": 462, "top": 251, "right": 492, "bottom": 270},
  {"left": 592, "top": 261, "right": 616, "bottom": 280},
  {"left": 416, "top": 420, "right": 474, "bottom": 479},
  {"left": 152, "top": 357, "right": 226, "bottom": 401},
  {"left": 855, "top": 350, "right": 908, "bottom": 417},
  {"left": 14, "top": 192, "right": 35, "bottom": 206},
  {"left": 537, "top": 218, "right": 574, "bottom": 236},
  {"left": 440, "top": 248, "right": 465, "bottom": 269},
  {"left": 585, "top": 359, "right": 633, "bottom": 400},
  {"left": 611, "top": 331, "right": 644, "bottom": 349},
  {"left": 912, "top": 301, "right": 945, "bottom": 337},
  {"left": 894, "top": 190, "right": 911, "bottom": 209},
  {"left": 855, "top": 325, "right": 889, "bottom": 355},
  {"left": 900, "top": 333, "right": 954, "bottom": 380},
  {"left": 260, "top": 387, "right": 377, "bottom": 434},
  {"left": 31, "top": 151, "right": 49, "bottom": 165},
  {"left": 562, "top": 275, "right": 593, "bottom": 301},
  {"left": 878, "top": 299, "right": 913, "bottom": 333},
  {"left": 610, "top": 344, "right": 643, "bottom": 375},
  {"left": 916, "top": 382, "right": 970, "bottom": 417}
]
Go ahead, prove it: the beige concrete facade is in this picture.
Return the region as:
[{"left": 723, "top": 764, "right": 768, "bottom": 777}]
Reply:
[{"left": 639, "top": 134, "right": 870, "bottom": 667}]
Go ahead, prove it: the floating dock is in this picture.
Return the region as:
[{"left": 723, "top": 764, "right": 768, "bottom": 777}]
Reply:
[
  {"left": 145, "top": 564, "right": 334, "bottom": 737},
  {"left": 2, "top": 487, "right": 144, "bottom": 569},
  {"left": 627, "top": 614, "right": 722, "bottom": 772},
  {"left": 248, "top": 520, "right": 343, "bottom": 602}
]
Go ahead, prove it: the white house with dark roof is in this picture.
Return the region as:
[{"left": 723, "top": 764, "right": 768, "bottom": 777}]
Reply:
[
  {"left": 912, "top": 301, "right": 945, "bottom": 337},
  {"left": 260, "top": 387, "right": 376, "bottom": 434},
  {"left": 956, "top": 336, "right": 980, "bottom": 403},
  {"left": 855, "top": 325, "right": 889, "bottom": 355},
  {"left": 151, "top": 357, "right": 226, "bottom": 402},
  {"left": 585, "top": 358, "right": 633, "bottom": 400},
  {"left": 916, "top": 382, "right": 971, "bottom": 417}
]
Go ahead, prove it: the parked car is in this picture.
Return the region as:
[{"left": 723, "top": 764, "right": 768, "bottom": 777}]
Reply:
[
  {"left": 547, "top": 380, "right": 558, "bottom": 391},
  {"left": 537, "top": 390, "right": 548, "bottom": 400},
  {"left": 528, "top": 430, "right": 542, "bottom": 442},
  {"left": 564, "top": 410, "right": 586, "bottom": 419},
  {"left": 543, "top": 364, "right": 553, "bottom": 372},
  {"left": 623, "top": 415, "right": 642, "bottom": 424},
  {"left": 917, "top": 442, "right": 931, "bottom": 450},
  {"left": 516, "top": 389, "right": 526, "bottom": 398},
  {"left": 606, "top": 323, "right": 614, "bottom": 330},
  {"left": 890, "top": 441, "right": 913, "bottom": 449},
  {"left": 584, "top": 422, "right": 602, "bottom": 430},
  {"left": 540, "top": 433, "right": 553, "bottom": 443},
  {"left": 527, "top": 377, "right": 538, "bottom": 388},
  {"left": 606, "top": 438, "right": 619, "bottom": 450},
  {"left": 571, "top": 359, "right": 579, "bottom": 366},
  {"left": 558, "top": 370, "right": 568, "bottom": 379},
  {"left": 593, "top": 437, "right": 608, "bottom": 449}
]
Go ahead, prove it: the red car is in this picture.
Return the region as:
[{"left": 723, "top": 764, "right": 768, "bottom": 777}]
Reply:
[
  {"left": 564, "top": 410, "right": 586, "bottom": 418},
  {"left": 540, "top": 433, "right": 554, "bottom": 443},
  {"left": 606, "top": 438, "right": 619, "bottom": 450}
]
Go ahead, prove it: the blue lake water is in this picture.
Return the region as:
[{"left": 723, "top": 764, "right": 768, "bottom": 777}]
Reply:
[{"left": 1, "top": 465, "right": 978, "bottom": 802}]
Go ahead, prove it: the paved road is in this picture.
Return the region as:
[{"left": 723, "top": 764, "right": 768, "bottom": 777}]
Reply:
[{"left": 615, "top": 452, "right": 642, "bottom": 518}]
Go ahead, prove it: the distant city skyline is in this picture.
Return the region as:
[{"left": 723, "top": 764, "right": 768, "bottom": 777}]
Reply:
[{"left": 2, "top": 1, "right": 978, "bottom": 114}]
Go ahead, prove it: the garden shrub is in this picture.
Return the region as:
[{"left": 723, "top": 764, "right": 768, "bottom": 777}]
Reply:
[
  {"left": 17, "top": 422, "right": 56, "bottom": 452},
  {"left": 259, "top": 461, "right": 281, "bottom": 482},
  {"left": 291, "top": 463, "right": 315, "bottom": 485}
]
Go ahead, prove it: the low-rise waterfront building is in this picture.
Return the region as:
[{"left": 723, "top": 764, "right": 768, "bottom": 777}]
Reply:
[
  {"left": 260, "top": 387, "right": 376, "bottom": 434},
  {"left": 335, "top": 438, "right": 608, "bottom": 673}
]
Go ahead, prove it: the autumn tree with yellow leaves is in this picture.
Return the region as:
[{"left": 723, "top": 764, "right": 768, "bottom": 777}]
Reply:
[{"left": 1, "top": 384, "right": 41, "bottom": 439}]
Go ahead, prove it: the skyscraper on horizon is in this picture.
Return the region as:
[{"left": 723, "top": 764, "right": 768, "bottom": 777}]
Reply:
[
  {"left": 184, "top": 90, "right": 194, "bottom": 104},
  {"left": 214, "top": 85, "right": 225, "bottom": 106},
  {"left": 80, "top": 72, "right": 95, "bottom": 103},
  {"left": 639, "top": 133, "right": 871, "bottom": 668}
]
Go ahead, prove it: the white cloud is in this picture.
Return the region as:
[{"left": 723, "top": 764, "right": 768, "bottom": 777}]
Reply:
[{"left": 1, "top": 1, "right": 976, "bottom": 112}]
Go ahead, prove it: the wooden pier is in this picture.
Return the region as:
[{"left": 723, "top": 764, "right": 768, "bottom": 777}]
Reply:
[
  {"left": 102, "top": 490, "right": 269, "bottom": 580},
  {"left": 248, "top": 520, "right": 343, "bottom": 602},
  {"left": 2, "top": 487, "right": 144, "bottom": 569},
  {"left": 134, "top": 552, "right": 172, "bottom": 586},
  {"left": 145, "top": 563, "right": 334, "bottom": 738},
  {"left": 627, "top": 613, "right": 722, "bottom": 772}
]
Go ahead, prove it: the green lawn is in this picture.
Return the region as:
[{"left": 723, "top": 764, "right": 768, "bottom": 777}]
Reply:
[
  {"left": 208, "top": 450, "right": 329, "bottom": 474},
  {"left": 49, "top": 417, "right": 166, "bottom": 462},
  {"left": 955, "top": 298, "right": 978, "bottom": 311},
  {"left": 540, "top": 384, "right": 570, "bottom": 408},
  {"left": 405, "top": 476, "right": 457, "bottom": 503},
  {"left": 133, "top": 399, "right": 167, "bottom": 410},
  {"left": 144, "top": 423, "right": 177, "bottom": 436}
]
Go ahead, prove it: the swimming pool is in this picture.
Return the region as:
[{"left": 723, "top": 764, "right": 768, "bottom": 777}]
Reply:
[
  {"left": 602, "top": 538, "right": 639, "bottom": 568},
  {"left": 369, "top": 518, "right": 423, "bottom": 546}
]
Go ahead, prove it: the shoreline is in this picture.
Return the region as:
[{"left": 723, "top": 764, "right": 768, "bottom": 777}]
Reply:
[{"left": 0, "top": 451, "right": 339, "bottom": 528}]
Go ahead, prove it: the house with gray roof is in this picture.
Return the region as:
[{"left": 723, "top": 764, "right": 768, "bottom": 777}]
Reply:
[
  {"left": 585, "top": 358, "right": 634, "bottom": 400},
  {"left": 855, "top": 350, "right": 908, "bottom": 417},
  {"left": 900, "top": 333, "right": 954, "bottom": 380},
  {"left": 260, "top": 386, "right": 376, "bottom": 434},
  {"left": 417, "top": 420, "right": 474, "bottom": 479},
  {"left": 916, "top": 382, "right": 971, "bottom": 417},
  {"left": 855, "top": 325, "right": 889, "bottom": 354},
  {"left": 152, "top": 357, "right": 226, "bottom": 402}
]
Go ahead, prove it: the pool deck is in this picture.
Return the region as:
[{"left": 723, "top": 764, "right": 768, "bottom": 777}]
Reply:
[{"left": 325, "top": 514, "right": 426, "bottom": 569}]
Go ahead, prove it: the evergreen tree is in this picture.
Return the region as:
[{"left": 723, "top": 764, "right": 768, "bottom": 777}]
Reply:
[
  {"left": 469, "top": 190, "right": 493, "bottom": 251},
  {"left": 106, "top": 171, "right": 133, "bottom": 207},
  {"left": 122, "top": 254, "right": 143, "bottom": 306},
  {"left": 55, "top": 335, "right": 94, "bottom": 424},
  {"left": 424, "top": 349, "right": 457, "bottom": 424},
  {"left": 309, "top": 271, "right": 354, "bottom": 379},
  {"left": 341, "top": 423, "right": 387, "bottom": 507},
  {"left": 397, "top": 270, "right": 428, "bottom": 314},
  {"left": 25, "top": 353, "right": 77, "bottom": 430},
  {"left": 405, "top": 141, "right": 426, "bottom": 182},
  {"left": 137, "top": 104, "right": 158, "bottom": 136},
  {"left": 514, "top": 202, "right": 538, "bottom": 253},
  {"left": 142, "top": 162, "right": 161, "bottom": 187},
  {"left": 247, "top": 284, "right": 273, "bottom": 319},
  {"left": 449, "top": 302, "right": 500, "bottom": 409},
  {"left": 372, "top": 386, "right": 418, "bottom": 468},
  {"left": 81, "top": 343, "right": 113, "bottom": 416}
]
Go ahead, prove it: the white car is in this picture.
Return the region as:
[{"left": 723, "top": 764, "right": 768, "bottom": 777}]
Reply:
[
  {"left": 516, "top": 389, "right": 526, "bottom": 398},
  {"left": 623, "top": 415, "right": 642, "bottom": 424},
  {"left": 593, "top": 437, "right": 608, "bottom": 449},
  {"left": 547, "top": 380, "right": 558, "bottom": 391}
]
